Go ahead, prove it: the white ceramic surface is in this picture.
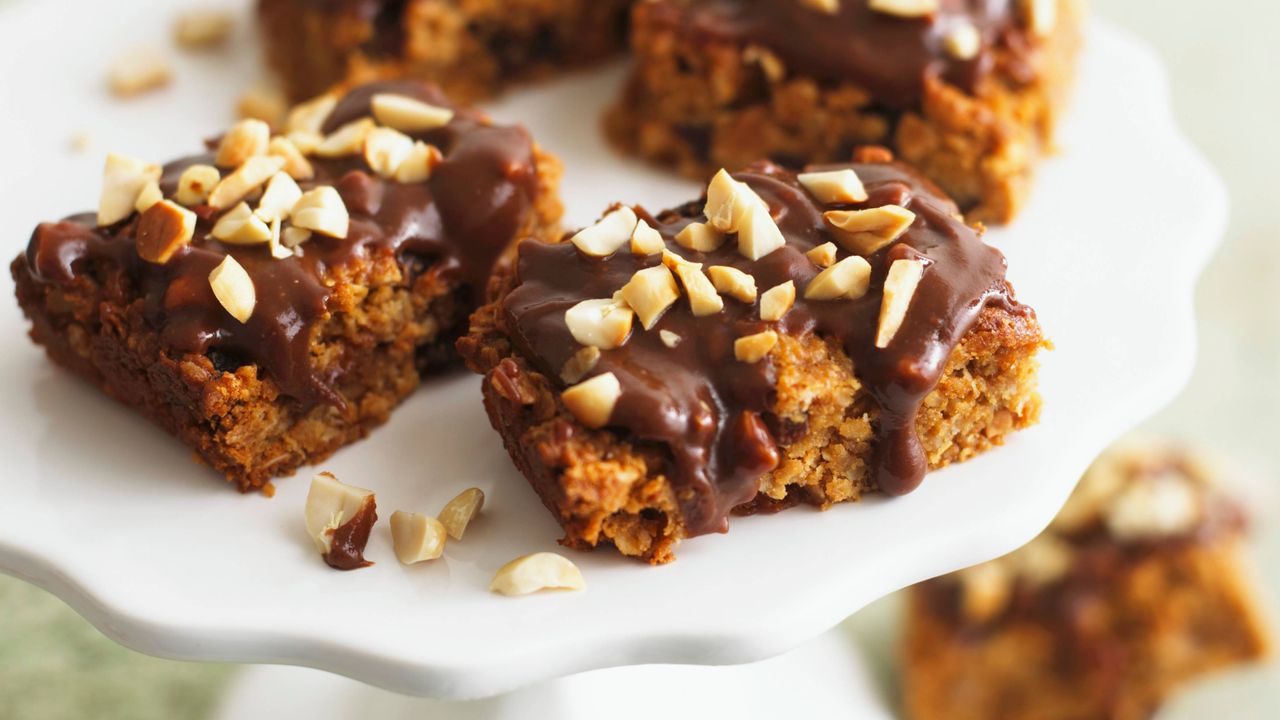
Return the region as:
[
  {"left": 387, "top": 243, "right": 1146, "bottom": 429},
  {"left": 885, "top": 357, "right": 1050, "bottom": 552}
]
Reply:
[
  {"left": 0, "top": 0, "right": 1225, "bottom": 700},
  {"left": 212, "top": 620, "right": 894, "bottom": 720}
]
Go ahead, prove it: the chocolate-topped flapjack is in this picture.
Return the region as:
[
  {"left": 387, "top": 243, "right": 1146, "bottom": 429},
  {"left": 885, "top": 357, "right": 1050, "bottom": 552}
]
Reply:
[
  {"left": 12, "top": 80, "right": 563, "bottom": 489},
  {"left": 460, "top": 151, "right": 1045, "bottom": 563}
]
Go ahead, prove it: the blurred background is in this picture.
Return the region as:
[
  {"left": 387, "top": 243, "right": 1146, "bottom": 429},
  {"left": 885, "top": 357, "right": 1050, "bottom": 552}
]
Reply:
[{"left": 0, "top": 1, "right": 1276, "bottom": 718}]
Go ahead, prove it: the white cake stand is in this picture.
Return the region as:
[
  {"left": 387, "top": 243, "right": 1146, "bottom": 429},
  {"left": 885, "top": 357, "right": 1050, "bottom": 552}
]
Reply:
[{"left": 0, "top": 0, "right": 1224, "bottom": 706}]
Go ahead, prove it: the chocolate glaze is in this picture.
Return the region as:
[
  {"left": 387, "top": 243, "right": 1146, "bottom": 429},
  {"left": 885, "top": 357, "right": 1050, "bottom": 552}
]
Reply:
[
  {"left": 503, "top": 160, "right": 1026, "bottom": 536},
  {"left": 20, "top": 81, "right": 540, "bottom": 410},
  {"left": 323, "top": 496, "right": 378, "bottom": 570},
  {"left": 649, "top": 0, "right": 1035, "bottom": 109}
]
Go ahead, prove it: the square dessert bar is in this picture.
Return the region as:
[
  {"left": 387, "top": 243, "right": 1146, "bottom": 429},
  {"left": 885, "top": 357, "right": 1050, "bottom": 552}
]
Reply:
[
  {"left": 903, "top": 439, "right": 1271, "bottom": 720},
  {"left": 608, "top": 0, "right": 1081, "bottom": 222},
  {"left": 460, "top": 151, "right": 1045, "bottom": 562},
  {"left": 258, "top": 0, "right": 635, "bottom": 103},
  {"left": 11, "top": 80, "right": 562, "bottom": 490}
]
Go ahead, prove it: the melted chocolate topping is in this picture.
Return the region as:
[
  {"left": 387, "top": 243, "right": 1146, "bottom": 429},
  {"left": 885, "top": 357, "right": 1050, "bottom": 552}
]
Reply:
[
  {"left": 22, "top": 81, "right": 540, "bottom": 409},
  {"left": 503, "top": 160, "right": 1026, "bottom": 536},
  {"left": 649, "top": 0, "right": 1034, "bottom": 109},
  {"left": 323, "top": 496, "right": 378, "bottom": 570}
]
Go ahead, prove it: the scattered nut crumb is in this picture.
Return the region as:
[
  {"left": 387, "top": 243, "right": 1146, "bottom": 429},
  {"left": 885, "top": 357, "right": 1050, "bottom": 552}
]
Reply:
[
  {"left": 68, "top": 131, "right": 92, "bottom": 154},
  {"left": 630, "top": 219, "right": 665, "bottom": 256},
  {"left": 675, "top": 221, "right": 726, "bottom": 253},
  {"left": 212, "top": 202, "right": 272, "bottom": 244},
  {"left": 797, "top": 168, "right": 868, "bottom": 204},
  {"left": 107, "top": 46, "right": 172, "bottom": 98},
  {"left": 561, "top": 346, "right": 602, "bottom": 385},
  {"left": 659, "top": 329, "right": 682, "bottom": 348},
  {"left": 804, "top": 255, "right": 872, "bottom": 300},
  {"left": 136, "top": 200, "right": 197, "bottom": 264},
  {"left": 237, "top": 86, "right": 286, "bottom": 126},
  {"left": 393, "top": 142, "right": 442, "bottom": 184},
  {"left": 707, "top": 266, "right": 758, "bottom": 303},
  {"left": 438, "top": 488, "right": 485, "bottom": 541},
  {"left": 561, "top": 372, "right": 622, "bottom": 429},
  {"left": 285, "top": 94, "right": 338, "bottom": 136},
  {"left": 315, "top": 118, "right": 376, "bottom": 158},
  {"left": 876, "top": 258, "right": 925, "bottom": 348},
  {"left": 759, "top": 281, "right": 796, "bottom": 322},
  {"left": 571, "top": 206, "right": 638, "bottom": 257},
  {"left": 867, "top": 0, "right": 939, "bottom": 19},
  {"left": 208, "top": 155, "right": 285, "bottom": 209},
  {"left": 704, "top": 169, "right": 767, "bottom": 234},
  {"left": 390, "top": 511, "right": 447, "bottom": 564},
  {"left": 734, "top": 330, "right": 779, "bottom": 363},
  {"left": 668, "top": 255, "right": 724, "bottom": 316},
  {"left": 806, "top": 242, "right": 838, "bottom": 268},
  {"left": 98, "top": 153, "right": 162, "bottom": 226},
  {"left": 565, "top": 298, "right": 634, "bottom": 349},
  {"left": 208, "top": 254, "right": 256, "bottom": 323},
  {"left": 267, "top": 136, "right": 315, "bottom": 181},
  {"left": 291, "top": 186, "right": 350, "bottom": 239},
  {"left": 363, "top": 126, "right": 416, "bottom": 178},
  {"left": 254, "top": 172, "right": 303, "bottom": 223},
  {"left": 174, "top": 9, "right": 235, "bottom": 49},
  {"left": 824, "top": 204, "right": 917, "bottom": 255},
  {"left": 490, "top": 552, "right": 586, "bottom": 596},
  {"left": 371, "top": 93, "right": 455, "bottom": 133},
  {"left": 619, "top": 265, "right": 680, "bottom": 330},
  {"left": 133, "top": 180, "right": 164, "bottom": 214},
  {"left": 215, "top": 118, "right": 270, "bottom": 168},
  {"left": 737, "top": 202, "right": 786, "bottom": 260},
  {"left": 175, "top": 164, "right": 221, "bottom": 206}
]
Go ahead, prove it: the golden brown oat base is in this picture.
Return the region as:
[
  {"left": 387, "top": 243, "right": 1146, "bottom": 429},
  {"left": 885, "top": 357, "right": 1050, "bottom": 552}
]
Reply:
[
  {"left": 259, "top": 0, "right": 633, "bottom": 103},
  {"left": 10, "top": 148, "right": 563, "bottom": 491},
  {"left": 606, "top": 0, "right": 1082, "bottom": 223},
  {"left": 902, "top": 538, "right": 1271, "bottom": 720},
  {"left": 459, "top": 262, "right": 1045, "bottom": 563}
]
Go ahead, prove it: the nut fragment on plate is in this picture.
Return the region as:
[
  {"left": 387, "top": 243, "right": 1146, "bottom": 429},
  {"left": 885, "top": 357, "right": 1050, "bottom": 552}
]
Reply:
[
  {"left": 675, "top": 221, "right": 726, "bottom": 253},
  {"left": 215, "top": 119, "right": 271, "bottom": 168},
  {"left": 285, "top": 94, "right": 339, "bottom": 135},
  {"left": 824, "top": 205, "right": 917, "bottom": 255},
  {"left": 107, "top": 46, "right": 172, "bottom": 98},
  {"left": 371, "top": 93, "right": 455, "bottom": 132},
  {"left": 797, "top": 168, "right": 868, "bottom": 204},
  {"left": 560, "top": 346, "right": 601, "bottom": 384},
  {"left": 390, "top": 511, "right": 447, "bottom": 564},
  {"left": 738, "top": 202, "right": 786, "bottom": 260},
  {"left": 707, "top": 265, "right": 757, "bottom": 303},
  {"left": 759, "top": 281, "right": 796, "bottom": 321},
  {"left": 619, "top": 265, "right": 680, "bottom": 329},
  {"left": 868, "top": 0, "right": 939, "bottom": 18},
  {"left": 734, "top": 330, "right": 779, "bottom": 363},
  {"left": 804, "top": 255, "right": 872, "bottom": 300},
  {"left": 876, "top": 258, "right": 925, "bottom": 348},
  {"left": 806, "top": 242, "right": 838, "bottom": 268},
  {"left": 175, "top": 164, "right": 221, "bottom": 206},
  {"left": 630, "top": 219, "right": 665, "bottom": 256},
  {"left": 490, "top": 552, "right": 586, "bottom": 596},
  {"left": 291, "top": 186, "right": 350, "bottom": 239},
  {"left": 304, "top": 472, "right": 378, "bottom": 570},
  {"left": 237, "top": 86, "right": 287, "bottom": 125},
  {"left": 98, "top": 153, "right": 162, "bottom": 226},
  {"left": 209, "top": 255, "right": 256, "bottom": 323},
  {"left": 174, "top": 9, "right": 235, "bottom": 48},
  {"left": 561, "top": 372, "right": 621, "bottom": 429},
  {"left": 315, "top": 118, "right": 377, "bottom": 158},
  {"left": 208, "top": 155, "right": 286, "bottom": 209},
  {"left": 571, "top": 206, "right": 638, "bottom": 257},
  {"left": 136, "top": 200, "right": 197, "bottom": 264},
  {"left": 439, "top": 488, "right": 485, "bottom": 541}
]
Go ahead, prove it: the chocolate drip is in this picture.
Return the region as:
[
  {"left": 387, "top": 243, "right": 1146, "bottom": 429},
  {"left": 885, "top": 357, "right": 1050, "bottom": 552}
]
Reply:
[
  {"left": 21, "top": 81, "right": 540, "bottom": 409},
  {"left": 650, "top": 0, "right": 1033, "bottom": 109},
  {"left": 503, "top": 160, "right": 1025, "bottom": 536}
]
